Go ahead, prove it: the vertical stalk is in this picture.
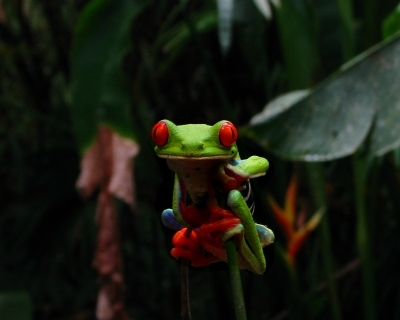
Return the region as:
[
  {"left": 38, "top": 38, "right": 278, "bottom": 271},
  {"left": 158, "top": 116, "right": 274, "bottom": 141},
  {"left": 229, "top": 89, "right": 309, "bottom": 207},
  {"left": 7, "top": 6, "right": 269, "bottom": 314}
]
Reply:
[
  {"left": 226, "top": 239, "right": 247, "bottom": 320},
  {"left": 352, "top": 151, "right": 376, "bottom": 320},
  {"left": 275, "top": 243, "right": 304, "bottom": 319},
  {"left": 305, "top": 162, "right": 341, "bottom": 320},
  {"left": 363, "top": 0, "right": 379, "bottom": 47},
  {"left": 335, "top": 0, "right": 356, "bottom": 60},
  {"left": 181, "top": 259, "right": 192, "bottom": 320}
]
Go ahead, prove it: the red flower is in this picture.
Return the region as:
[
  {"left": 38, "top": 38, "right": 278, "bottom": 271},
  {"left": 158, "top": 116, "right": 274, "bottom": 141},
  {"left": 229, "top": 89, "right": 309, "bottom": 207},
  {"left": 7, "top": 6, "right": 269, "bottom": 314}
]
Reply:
[{"left": 267, "top": 176, "right": 323, "bottom": 267}]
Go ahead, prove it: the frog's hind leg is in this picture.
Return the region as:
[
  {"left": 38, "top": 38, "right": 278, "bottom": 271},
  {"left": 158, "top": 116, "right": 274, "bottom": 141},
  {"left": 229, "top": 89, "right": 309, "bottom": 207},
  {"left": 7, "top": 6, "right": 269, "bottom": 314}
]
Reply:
[
  {"left": 256, "top": 224, "right": 275, "bottom": 246},
  {"left": 227, "top": 189, "right": 268, "bottom": 274}
]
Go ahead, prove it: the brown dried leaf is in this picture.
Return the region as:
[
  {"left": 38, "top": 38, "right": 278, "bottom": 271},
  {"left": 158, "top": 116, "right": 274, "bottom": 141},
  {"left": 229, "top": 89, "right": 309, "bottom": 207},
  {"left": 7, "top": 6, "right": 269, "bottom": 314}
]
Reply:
[
  {"left": 96, "top": 287, "right": 113, "bottom": 320},
  {"left": 75, "top": 126, "right": 139, "bottom": 320},
  {"left": 0, "top": 4, "right": 6, "bottom": 23},
  {"left": 93, "top": 190, "right": 122, "bottom": 275},
  {"left": 76, "top": 136, "right": 105, "bottom": 198},
  {"left": 107, "top": 131, "right": 140, "bottom": 208},
  {"left": 94, "top": 190, "right": 130, "bottom": 320},
  {"left": 76, "top": 126, "right": 139, "bottom": 208}
]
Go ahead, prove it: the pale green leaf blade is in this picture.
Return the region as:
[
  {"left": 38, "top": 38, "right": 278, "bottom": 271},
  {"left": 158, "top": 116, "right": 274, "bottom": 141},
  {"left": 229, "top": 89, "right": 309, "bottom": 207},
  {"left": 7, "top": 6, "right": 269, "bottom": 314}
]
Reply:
[
  {"left": 250, "top": 90, "right": 310, "bottom": 125},
  {"left": 250, "top": 34, "right": 400, "bottom": 161},
  {"left": 367, "top": 35, "right": 400, "bottom": 156}
]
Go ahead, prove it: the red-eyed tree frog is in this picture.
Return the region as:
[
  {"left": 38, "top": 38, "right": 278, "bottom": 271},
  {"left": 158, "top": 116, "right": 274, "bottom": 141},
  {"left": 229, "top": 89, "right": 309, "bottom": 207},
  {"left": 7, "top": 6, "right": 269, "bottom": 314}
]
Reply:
[{"left": 151, "top": 120, "right": 274, "bottom": 274}]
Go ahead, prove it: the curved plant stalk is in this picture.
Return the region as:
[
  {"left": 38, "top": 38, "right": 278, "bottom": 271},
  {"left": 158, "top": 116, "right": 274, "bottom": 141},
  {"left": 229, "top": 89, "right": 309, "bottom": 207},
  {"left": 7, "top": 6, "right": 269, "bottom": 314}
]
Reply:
[
  {"left": 225, "top": 239, "right": 247, "bottom": 320},
  {"left": 305, "top": 163, "right": 341, "bottom": 320}
]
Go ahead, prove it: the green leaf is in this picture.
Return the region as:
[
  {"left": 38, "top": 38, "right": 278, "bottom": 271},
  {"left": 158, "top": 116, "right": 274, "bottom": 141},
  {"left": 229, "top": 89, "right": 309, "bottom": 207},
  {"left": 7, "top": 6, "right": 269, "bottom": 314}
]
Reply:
[
  {"left": 154, "top": 9, "right": 217, "bottom": 74},
  {"left": 249, "top": 33, "right": 400, "bottom": 160},
  {"left": 345, "top": 33, "right": 400, "bottom": 157},
  {"left": 159, "top": 11, "right": 217, "bottom": 54},
  {"left": 272, "top": 0, "right": 319, "bottom": 89},
  {"left": 0, "top": 292, "right": 32, "bottom": 320},
  {"left": 382, "top": 3, "right": 400, "bottom": 39},
  {"left": 70, "top": 0, "right": 150, "bottom": 154},
  {"left": 250, "top": 90, "right": 310, "bottom": 124},
  {"left": 367, "top": 40, "right": 400, "bottom": 155}
]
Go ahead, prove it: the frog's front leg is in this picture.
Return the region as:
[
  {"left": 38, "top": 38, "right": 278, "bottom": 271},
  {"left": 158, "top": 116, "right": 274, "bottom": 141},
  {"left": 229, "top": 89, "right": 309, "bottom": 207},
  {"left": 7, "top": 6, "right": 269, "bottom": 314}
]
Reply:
[
  {"left": 226, "top": 189, "right": 274, "bottom": 274},
  {"left": 162, "top": 175, "right": 190, "bottom": 230}
]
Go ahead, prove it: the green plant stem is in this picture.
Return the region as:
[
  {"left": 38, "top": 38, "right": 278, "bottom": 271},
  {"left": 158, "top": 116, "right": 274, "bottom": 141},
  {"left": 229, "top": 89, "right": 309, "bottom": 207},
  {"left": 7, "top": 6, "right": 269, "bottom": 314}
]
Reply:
[
  {"left": 225, "top": 239, "right": 247, "bottom": 320},
  {"left": 352, "top": 151, "right": 376, "bottom": 320},
  {"left": 305, "top": 162, "right": 341, "bottom": 320},
  {"left": 275, "top": 243, "right": 303, "bottom": 319},
  {"left": 363, "top": 0, "right": 379, "bottom": 47},
  {"left": 181, "top": 259, "right": 191, "bottom": 320},
  {"left": 335, "top": 0, "right": 356, "bottom": 60}
]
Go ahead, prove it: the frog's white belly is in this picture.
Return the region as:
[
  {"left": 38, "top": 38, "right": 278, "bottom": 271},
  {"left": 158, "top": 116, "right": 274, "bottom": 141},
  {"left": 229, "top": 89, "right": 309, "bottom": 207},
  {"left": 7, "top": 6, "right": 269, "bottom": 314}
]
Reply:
[{"left": 166, "top": 158, "right": 225, "bottom": 207}]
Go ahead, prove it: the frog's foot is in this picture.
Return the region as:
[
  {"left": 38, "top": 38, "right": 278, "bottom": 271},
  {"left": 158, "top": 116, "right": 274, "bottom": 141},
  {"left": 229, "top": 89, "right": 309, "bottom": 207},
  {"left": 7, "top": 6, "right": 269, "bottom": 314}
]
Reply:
[
  {"left": 214, "top": 162, "right": 238, "bottom": 190},
  {"left": 221, "top": 224, "right": 244, "bottom": 242},
  {"left": 171, "top": 228, "right": 220, "bottom": 267},
  {"left": 162, "top": 209, "right": 184, "bottom": 230},
  {"left": 220, "top": 224, "right": 266, "bottom": 272},
  {"left": 255, "top": 224, "right": 275, "bottom": 247},
  {"left": 226, "top": 156, "right": 269, "bottom": 180},
  {"left": 192, "top": 216, "right": 242, "bottom": 264}
]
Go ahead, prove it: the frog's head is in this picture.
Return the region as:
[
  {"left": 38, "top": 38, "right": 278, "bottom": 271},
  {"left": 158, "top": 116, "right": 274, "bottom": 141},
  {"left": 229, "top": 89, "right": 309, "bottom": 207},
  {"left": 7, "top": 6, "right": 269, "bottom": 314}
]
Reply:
[{"left": 151, "top": 120, "right": 239, "bottom": 159}]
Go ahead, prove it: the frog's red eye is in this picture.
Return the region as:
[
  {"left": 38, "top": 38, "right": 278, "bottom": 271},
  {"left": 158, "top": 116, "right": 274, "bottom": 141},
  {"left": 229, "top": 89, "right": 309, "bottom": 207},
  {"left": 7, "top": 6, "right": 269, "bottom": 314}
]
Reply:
[
  {"left": 219, "top": 121, "right": 238, "bottom": 147},
  {"left": 151, "top": 121, "right": 169, "bottom": 147}
]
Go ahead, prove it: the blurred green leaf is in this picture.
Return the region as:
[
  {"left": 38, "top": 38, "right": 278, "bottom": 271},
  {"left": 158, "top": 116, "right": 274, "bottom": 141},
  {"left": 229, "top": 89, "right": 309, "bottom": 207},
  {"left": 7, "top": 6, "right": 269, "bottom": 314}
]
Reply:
[
  {"left": 335, "top": 0, "right": 356, "bottom": 60},
  {"left": 251, "top": 0, "right": 272, "bottom": 20},
  {"left": 157, "top": 9, "right": 217, "bottom": 73},
  {"left": 70, "top": 0, "right": 150, "bottom": 154},
  {"left": 234, "top": 0, "right": 269, "bottom": 96},
  {"left": 217, "top": 0, "right": 234, "bottom": 54},
  {"left": 161, "top": 11, "right": 217, "bottom": 53},
  {"left": 383, "top": 3, "right": 400, "bottom": 39},
  {"left": 249, "top": 33, "right": 400, "bottom": 160},
  {"left": 0, "top": 292, "right": 32, "bottom": 320},
  {"left": 272, "top": 0, "right": 319, "bottom": 89}
]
